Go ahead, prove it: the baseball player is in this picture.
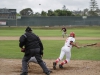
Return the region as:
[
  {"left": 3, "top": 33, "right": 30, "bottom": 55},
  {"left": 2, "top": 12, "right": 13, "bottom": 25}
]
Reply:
[
  {"left": 27, "top": 56, "right": 46, "bottom": 67},
  {"left": 27, "top": 56, "right": 52, "bottom": 73},
  {"left": 61, "top": 27, "right": 67, "bottom": 38},
  {"left": 19, "top": 27, "right": 51, "bottom": 75},
  {"left": 28, "top": 56, "right": 38, "bottom": 64},
  {"left": 53, "top": 32, "right": 80, "bottom": 69},
  {"left": 21, "top": 41, "right": 47, "bottom": 71}
]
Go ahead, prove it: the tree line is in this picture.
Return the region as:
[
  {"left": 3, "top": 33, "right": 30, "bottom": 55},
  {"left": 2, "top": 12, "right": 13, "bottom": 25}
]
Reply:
[
  {"left": 18, "top": 0, "right": 99, "bottom": 16},
  {"left": 19, "top": 8, "right": 74, "bottom": 16}
]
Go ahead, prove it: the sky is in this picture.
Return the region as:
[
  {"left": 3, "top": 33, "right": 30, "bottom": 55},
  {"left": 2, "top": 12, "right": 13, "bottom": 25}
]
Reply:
[{"left": 0, "top": 0, "right": 100, "bottom": 13}]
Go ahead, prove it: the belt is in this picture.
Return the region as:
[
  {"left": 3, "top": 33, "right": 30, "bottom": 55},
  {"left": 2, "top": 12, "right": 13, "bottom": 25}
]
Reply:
[{"left": 68, "top": 46, "right": 70, "bottom": 47}]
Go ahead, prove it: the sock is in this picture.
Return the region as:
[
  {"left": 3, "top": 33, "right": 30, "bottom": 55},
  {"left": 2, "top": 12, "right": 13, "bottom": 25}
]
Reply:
[
  {"left": 61, "top": 60, "right": 67, "bottom": 65},
  {"left": 55, "top": 58, "right": 60, "bottom": 64}
]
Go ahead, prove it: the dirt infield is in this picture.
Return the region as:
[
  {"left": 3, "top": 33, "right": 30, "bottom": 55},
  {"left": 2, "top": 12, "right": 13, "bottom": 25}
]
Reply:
[
  {"left": 0, "top": 36, "right": 100, "bottom": 40},
  {"left": 0, "top": 59, "right": 100, "bottom": 75},
  {"left": 0, "top": 36, "right": 100, "bottom": 75}
]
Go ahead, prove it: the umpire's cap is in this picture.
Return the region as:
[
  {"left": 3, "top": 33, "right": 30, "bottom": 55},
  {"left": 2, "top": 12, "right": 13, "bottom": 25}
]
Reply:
[{"left": 25, "top": 26, "right": 32, "bottom": 32}]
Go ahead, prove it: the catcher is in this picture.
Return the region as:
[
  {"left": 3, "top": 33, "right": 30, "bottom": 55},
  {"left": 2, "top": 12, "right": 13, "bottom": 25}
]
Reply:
[{"left": 21, "top": 48, "right": 46, "bottom": 68}]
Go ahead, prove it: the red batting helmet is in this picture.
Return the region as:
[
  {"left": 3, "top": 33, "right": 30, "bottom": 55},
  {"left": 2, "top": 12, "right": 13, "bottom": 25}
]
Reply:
[{"left": 70, "top": 32, "right": 75, "bottom": 37}]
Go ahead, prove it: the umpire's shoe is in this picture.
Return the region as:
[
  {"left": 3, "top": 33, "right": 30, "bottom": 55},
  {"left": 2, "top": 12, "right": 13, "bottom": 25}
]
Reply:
[
  {"left": 43, "top": 69, "right": 52, "bottom": 73},
  {"left": 45, "top": 71, "right": 51, "bottom": 75},
  {"left": 20, "top": 72, "right": 28, "bottom": 75},
  {"left": 53, "top": 62, "right": 57, "bottom": 70},
  {"left": 59, "top": 64, "right": 63, "bottom": 69}
]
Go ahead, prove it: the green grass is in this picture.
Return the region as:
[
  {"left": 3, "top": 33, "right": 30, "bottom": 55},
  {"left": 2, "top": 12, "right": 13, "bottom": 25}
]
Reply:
[
  {"left": 71, "top": 47, "right": 100, "bottom": 60},
  {"left": 0, "top": 40, "right": 23, "bottom": 58},
  {"left": 0, "top": 26, "right": 100, "bottom": 61},
  {"left": 0, "top": 26, "right": 100, "bottom": 37},
  {"left": 0, "top": 40, "right": 100, "bottom": 60}
]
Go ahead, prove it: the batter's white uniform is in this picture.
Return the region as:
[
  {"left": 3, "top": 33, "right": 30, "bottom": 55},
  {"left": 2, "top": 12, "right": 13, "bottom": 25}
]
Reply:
[{"left": 59, "top": 37, "right": 75, "bottom": 62}]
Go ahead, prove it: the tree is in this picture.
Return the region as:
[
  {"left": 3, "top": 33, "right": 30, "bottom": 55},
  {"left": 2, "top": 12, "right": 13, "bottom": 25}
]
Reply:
[
  {"left": 34, "top": 12, "right": 41, "bottom": 16},
  {"left": 54, "top": 9, "right": 72, "bottom": 16},
  {"left": 47, "top": 9, "right": 55, "bottom": 16},
  {"left": 89, "top": 0, "right": 99, "bottom": 16},
  {"left": 83, "top": 8, "right": 89, "bottom": 16},
  {"left": 54, "top": 9, "right": 62, "bottom": 16},
  {"left": 41, "top": 11, "right": 47, "bottom": 16},
  {"left": 20, "top": 8, "right": 33, "bottom": 16},
  {"left": 16, "top": 13, "right": 21, "bottom": 16}
]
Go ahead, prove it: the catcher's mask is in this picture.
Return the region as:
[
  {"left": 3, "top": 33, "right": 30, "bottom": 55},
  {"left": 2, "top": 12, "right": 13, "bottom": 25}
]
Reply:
[
  {"left": 70, "top": 32, "right": 75, "bottom": 37},
  {"left": 25, "top": 26, "right": 32, "bottom": 32}
]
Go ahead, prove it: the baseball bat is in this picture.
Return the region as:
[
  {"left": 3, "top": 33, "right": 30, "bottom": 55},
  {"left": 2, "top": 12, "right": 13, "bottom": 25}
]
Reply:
[{"left": 80, "top": 43, "right": 97, "bottom": 48}]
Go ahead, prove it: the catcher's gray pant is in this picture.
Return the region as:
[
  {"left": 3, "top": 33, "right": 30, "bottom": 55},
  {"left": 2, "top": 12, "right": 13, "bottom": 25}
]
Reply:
[
  {"left": 27, "top": 57, "right": 46, "bottom": 68},
  {"left": 27, "top": 57, "right": 52, "bottom": 73},
  {"left": 28, "top": 57, "right": 38, "bottom": 63}
]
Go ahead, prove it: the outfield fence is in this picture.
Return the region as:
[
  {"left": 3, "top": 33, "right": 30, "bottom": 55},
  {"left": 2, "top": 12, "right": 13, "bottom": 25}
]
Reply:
[{"left": 0, "top": 16, "right": 100, "bottom": 26}]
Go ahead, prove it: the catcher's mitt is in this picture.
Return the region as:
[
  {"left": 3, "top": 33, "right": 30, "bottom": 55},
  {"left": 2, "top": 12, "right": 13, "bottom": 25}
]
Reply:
[{"left": 21, "top": 48, "right": 25, "bottom": 52}]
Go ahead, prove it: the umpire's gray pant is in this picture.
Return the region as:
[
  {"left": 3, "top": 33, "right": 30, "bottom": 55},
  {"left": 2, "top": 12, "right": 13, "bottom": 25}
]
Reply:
[{"left": 21, "top": 48, "right": 49, "bottom": 74}]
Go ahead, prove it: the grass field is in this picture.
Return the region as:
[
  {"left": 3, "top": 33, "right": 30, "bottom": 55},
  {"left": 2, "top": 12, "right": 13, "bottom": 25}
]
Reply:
[
  {"left": 0, "top": 26, "right": 100, "bottom": 61},
  {"left": 0, "top": 26, "right": 100, "bottom": 37},
  {"left": 0, "top": 39, "right": 100, "bottom": 60}
]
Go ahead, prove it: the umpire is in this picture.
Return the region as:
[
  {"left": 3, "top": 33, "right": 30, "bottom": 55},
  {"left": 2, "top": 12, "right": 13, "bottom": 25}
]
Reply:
[{"left": 19, "top": 27, "right": 51, "bottom": 75}]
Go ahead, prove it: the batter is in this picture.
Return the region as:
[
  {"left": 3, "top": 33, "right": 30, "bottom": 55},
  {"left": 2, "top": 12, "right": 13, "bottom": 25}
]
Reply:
[{"left": 53, "top": 32, "right": 80, "bottom": 69}]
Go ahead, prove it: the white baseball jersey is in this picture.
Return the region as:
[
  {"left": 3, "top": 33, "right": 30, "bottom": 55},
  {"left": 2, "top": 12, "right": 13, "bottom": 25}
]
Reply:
[
  {"left": 64, "top": 37, "right": 75, "bottom": 49},
  {"left": 58, "top": 37, "right": 75, "bottom": 62}
]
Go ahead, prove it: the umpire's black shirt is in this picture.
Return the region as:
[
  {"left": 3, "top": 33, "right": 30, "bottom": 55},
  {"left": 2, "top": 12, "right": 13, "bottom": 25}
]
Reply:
[{"left": 19, "top": 31, "right": 43, "bottom": 53}]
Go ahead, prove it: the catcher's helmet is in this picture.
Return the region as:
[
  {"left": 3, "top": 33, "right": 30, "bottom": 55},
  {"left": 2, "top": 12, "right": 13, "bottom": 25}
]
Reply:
[
  {"left": 70, "top": 32, "right": 75, "bottom": 37},
  {"left": 25, "top": 26, "right": 32, "bottom": 32}
]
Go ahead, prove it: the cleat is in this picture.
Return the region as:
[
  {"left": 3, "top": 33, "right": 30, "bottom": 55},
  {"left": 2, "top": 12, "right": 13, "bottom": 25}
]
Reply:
[
  {"left": 59, "top": 64, "right": 63, "bottom": 69},
  {"left": 43, "top": 69, "right": 52, "bottom": 73},
  {"left": 49, "top": 70, "right": 52, "bottom": 73},
  {"left": 53, "top": 62, "right": 56, "bottom": 70},
  {"left": 20, "top": 72, "right": 28, "bottom": 75},
  {"left": 46, "top": 71, "right": 50, "bottom": 75}
]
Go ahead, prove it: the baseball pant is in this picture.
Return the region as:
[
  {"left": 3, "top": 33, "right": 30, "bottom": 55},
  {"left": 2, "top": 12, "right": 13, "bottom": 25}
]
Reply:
[{"left": 59, "top": 46, "right": 71, "bottom": 62}]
